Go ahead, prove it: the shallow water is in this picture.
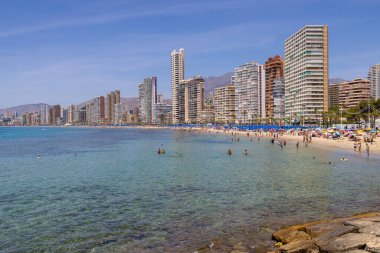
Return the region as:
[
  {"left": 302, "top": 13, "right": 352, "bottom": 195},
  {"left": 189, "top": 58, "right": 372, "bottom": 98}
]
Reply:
[{"left": 0, "top": 127, "right": 379, "bottom": 252}]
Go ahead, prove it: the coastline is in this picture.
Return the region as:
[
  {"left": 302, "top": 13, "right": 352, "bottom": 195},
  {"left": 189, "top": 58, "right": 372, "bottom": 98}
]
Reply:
[{"left": 2, "top": 124, "right": 379, "bottom": 154}]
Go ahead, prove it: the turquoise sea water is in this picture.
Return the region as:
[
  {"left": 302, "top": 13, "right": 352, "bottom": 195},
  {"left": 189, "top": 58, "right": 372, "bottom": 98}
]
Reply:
[{"left": 0, "top": 127, "right": 380, "bottom": 252}]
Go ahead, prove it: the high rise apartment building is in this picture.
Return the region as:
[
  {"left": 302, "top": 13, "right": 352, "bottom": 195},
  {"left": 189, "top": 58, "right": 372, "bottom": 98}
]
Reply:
[
  {"left": 284, "top": 25, "right": 329, "bottom": 121},
  {"left": 265, "top": 55, "right": 284, "bottom": 118},
  {"left": 68, "top": 105, "right": 76, "bottom": 124},
  {"left": 273, "top": 77, "right": 285, "bottom": 119},
  {"left": 368, "top": 64, "right": 380, "bottom": 100},
  {"left": 138, "top": 77, "right": 157, "bottom": 124},
  {"left": 106, "top": 90, "right": 120, "bottom": 124},
  {"left": 40, "top": 104, "right": 49, "bottom": 125},
  {"left": 49, "top": 105, "right": 61, "bottom": 125},
  {"left": 328, "top": 84, "right": 340, "bottom": 108},
  {"left": 86, "top": 96, "right": 105, "bottom": 124},
  {"left": 329, "top": 79, "right": 371, "bottom": 109},
  {"left": 178, "top": 76, "right": 204, "bottom": 124},
  {"left": 171, "top": 48, "right": 185, "bottom": 124},
  {"left": 214, "top": 85, "right": 236, "bottom": 123},
  {"left": 232, "top": 62, "right": 265, "bottom": 123}
]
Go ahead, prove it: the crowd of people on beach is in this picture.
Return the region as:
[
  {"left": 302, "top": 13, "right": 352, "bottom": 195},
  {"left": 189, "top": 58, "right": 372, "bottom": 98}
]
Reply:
[{"left": 154, "top": 126, "right": 377, "bottom": 161}]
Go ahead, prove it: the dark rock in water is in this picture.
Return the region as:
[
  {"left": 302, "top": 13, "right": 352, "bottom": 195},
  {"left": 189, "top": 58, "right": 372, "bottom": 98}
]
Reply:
[{"left": 100, "top": 236, "right": 118, "bottom": 245}]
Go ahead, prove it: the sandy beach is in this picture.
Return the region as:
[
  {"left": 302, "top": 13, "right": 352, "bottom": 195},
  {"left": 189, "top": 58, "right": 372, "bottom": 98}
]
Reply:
[{"left": 52, "top": 124, "right": 380, "bottom": 155}]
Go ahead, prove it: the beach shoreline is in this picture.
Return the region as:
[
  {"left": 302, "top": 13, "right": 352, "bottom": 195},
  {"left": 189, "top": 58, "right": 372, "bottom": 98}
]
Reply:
[{"left": 2, "top": 124, "right": 379, "bottom": 154}]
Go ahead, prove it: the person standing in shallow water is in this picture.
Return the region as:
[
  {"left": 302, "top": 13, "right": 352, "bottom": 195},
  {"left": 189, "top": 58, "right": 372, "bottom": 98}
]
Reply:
[
  {"left": 227, "top": 149, "right": 232, "bottom": 155},
  {"left": 296, "top": 142, "right": 299, "bottom": 149},
  {"left": 366, "top": 143, "right": 370, "bottom": 157},
  {"left": 244, "top": 149, "right": 248, "bottom": 156}
]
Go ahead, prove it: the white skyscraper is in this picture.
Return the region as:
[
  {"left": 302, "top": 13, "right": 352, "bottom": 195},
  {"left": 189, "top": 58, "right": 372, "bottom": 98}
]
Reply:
[
  {"left": 232, "top": 62, "right": 265, "bottom": 124},
  {"left": 285, "top": 25, "right": 329, "bottom": 122},
  {"left": 171, "top": 48, "right": 185, "bottom": 124},
  {"left": 368, "top": 64, "right": 380, "bottom": 100},
  {"left": 40, "top": 104, "right": 49, "bottom": 125}
]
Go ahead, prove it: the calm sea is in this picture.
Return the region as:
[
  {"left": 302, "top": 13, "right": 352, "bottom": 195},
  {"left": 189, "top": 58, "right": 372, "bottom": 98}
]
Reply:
[{"left": 0, "top": 127, "right": 379, "bottom": 252}]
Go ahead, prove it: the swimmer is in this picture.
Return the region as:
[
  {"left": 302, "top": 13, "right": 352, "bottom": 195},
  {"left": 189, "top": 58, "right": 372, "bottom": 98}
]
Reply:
[
  {"left": 244, "top": 149, "right": 248, "bottom": 156},
  {"left": 157, "top": 148, "right": 161, "bottom": 154},
  {"left": 162, "top": 149, "right": 166, "bottom": 154},
  {"left": 227, "top": 149, "right": 232, "bottom": 155},
  {"left": 37, "top": 155, "right": 43, "bottom": 159},
  {"left": 341, "top": 157, "right": 348, "bottom": 161}
]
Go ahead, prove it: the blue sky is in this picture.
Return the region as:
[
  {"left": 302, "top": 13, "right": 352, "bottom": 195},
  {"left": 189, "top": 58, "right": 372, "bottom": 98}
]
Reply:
[{"left": 0, "top": 0, "right": 379, "bottom": 108}]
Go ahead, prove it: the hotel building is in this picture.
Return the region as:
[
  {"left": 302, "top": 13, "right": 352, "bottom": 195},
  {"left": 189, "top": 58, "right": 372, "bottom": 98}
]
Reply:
[
  {"left": 233, "top": 62, "right": 265, "bottom": 123},
  {"left": 86, "top": 96, "right": 105, "bottom": 124},
  {"left": 368, "top": 64, "right": 380, "bottom": 100},
  {"left": 213, "top": 85, "right": 236, "bottom": 123},
  {"left": 273, "top": 78, "right": 286, "bottom": 119},
  {"left": 265, "top": 55, "right": 284, "bottom": 119},
  {"left": 138, "top": 77, "right": 158, "bottom": 124},
  {"left": 106, "top": 90, "right": 120, "bottom": 124},
  {"left": 329, "top": 79, "right": 371, "bottom": 109},
  {"left": 284, "top": 25, "right": 329, "bottom": 121},
  {"left": 171, "top": 48, "right": 185, "bottom": 124},
  {"left": 178, "top": 76, "right": 205, "bottom": 124}
]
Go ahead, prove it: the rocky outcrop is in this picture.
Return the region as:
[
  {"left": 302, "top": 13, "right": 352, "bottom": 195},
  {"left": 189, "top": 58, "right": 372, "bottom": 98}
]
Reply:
[{"left": 272, "top": 212, "right": 380, "bottom": 253}]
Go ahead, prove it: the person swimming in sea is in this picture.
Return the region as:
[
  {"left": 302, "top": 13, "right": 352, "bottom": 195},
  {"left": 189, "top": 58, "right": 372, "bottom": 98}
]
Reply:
[
  {"left": 244, "top": 149, "right": 248, "bottom": 156},
  {"left": 37, "top": 155, "right": 43, "bottom": 159},
  {"left": 157, "top": 148, "right": 161, "bottom": 154},
  {"left": 227, "top": 149, "right": 232, "bottom": 155},
  {"left": 161, "top": 149, "right": 166, "bottom": 154},
  {"left": 341, "top": 157, "right": 348, "bottom": 161}
]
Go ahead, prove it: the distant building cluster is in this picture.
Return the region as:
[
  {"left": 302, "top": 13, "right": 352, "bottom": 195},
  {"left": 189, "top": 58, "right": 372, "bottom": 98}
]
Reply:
[
  {"left": 2, "top": 25, "right": 380, "bottom": 126},
  {"left": 1, "top": 90, "right": 135, "bottom": 126}
]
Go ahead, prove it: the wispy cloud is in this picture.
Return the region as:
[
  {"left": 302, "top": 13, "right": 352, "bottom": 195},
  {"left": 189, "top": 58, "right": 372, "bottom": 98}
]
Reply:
[{"left": 0, "top": 0, "right": 254, "bottom": 38}]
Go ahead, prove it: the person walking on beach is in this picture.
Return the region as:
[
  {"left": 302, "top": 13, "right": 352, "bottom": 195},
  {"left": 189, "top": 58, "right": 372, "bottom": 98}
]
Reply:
[
  {"left": 358, "top": 142, "right": 362, "bottom": 152},
  {"left": 354, "top": 142, "right": 357, "bottom": 152},
  {"left": 296, "top": 142, "right": 299, "bottom": 149},
  {"left": 366, "top": 143, "right": 370, "bottom": 157}
]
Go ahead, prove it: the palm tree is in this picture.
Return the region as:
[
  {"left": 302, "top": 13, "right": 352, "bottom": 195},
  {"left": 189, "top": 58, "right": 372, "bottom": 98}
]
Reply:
[
  {"left": 159, "top": 114, "right": 165, "bottom": 124},
  {"left": 242, "top": 110, "right": 247, "bottom": 124}
]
